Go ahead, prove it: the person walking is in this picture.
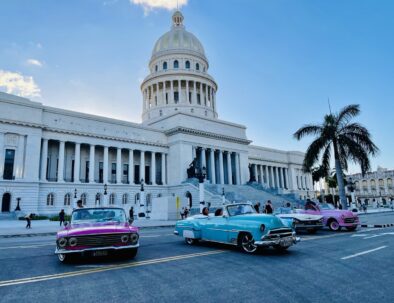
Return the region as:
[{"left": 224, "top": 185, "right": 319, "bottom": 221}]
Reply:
[
  {"left": 264, "top": 200, "right": 273, "bottom": 214},
  {"left": 184, "top": 207, "right": 189, "bottom": 218},
  {"left": 25, "top": 213, "right": 33, "bottom": 229},
  {"left": 59, "top": 209, "right": 65, "bottom": 226},
  {"left": 254, "top": 202, "right": 260, "bottom": 213},
  {"left": 180, "top": 207, "right": 185, "bottom": 219}
]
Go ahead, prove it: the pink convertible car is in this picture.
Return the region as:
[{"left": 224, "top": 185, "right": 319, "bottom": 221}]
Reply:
[
  {"left": 298, "top": 201, "right": 359, "bottom": 231},
  {"left": 55, "top": 207, "right": 139, "bottom": 263}
]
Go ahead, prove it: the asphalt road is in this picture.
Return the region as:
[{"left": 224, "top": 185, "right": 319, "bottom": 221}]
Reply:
[{"left": 0, "top": 223, "right": 393, "bottom": 302}]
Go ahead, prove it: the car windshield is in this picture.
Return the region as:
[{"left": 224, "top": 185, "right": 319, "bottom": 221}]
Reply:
[
  {"left": 71, "top": 208, "right": 126, "bottom": 223},
  {"left": 320, "top": 203, "right": 335, "bottom": 210},
  {"left": 227, "top": 204, "right": 256, "bottom": 216}
]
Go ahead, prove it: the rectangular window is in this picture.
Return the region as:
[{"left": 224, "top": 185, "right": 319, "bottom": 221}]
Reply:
[
  {"left": 197, "top": 93, "right": 201, "bottom": 105},
  {"left": 134, "top": 165, "right": 140, "bottom": 184},
  {"left": 155, "top": 96, "right": 157, "bottom": 106},
  {"left": 166, "top": 93, "right": 168, "bottom": 104},
  {"left": 123, "top": 164, "right": 129, "bottom": 183},
  {"left": 174, "top": 91, "right": 179, "bottom": 103},
  {"left": 85, "top": 161, "right": 89, "bottom": 182},
  {"left": 71, "top": 160, "right": 75, "bottom": 182},
  {"left": 189, "top": 92, "right": 192, "bottom": 103},
  {"left": 111, "top": 163, "right": 116, "bottom": 182},
  {"left": 3, "top": 149, "right": 15, "bottom": 180}
]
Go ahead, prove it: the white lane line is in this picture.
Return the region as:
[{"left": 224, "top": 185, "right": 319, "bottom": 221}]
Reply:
[{"left": 341, "top": 246, "right": 387, "bottom": 260}]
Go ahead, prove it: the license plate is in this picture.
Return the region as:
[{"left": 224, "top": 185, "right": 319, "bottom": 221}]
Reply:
[
  {"left": 280, "top": 238, "right": 292, "bottom": 247},
  {"left": 93, "top": 250, "right": 108, "bottom": 257}
]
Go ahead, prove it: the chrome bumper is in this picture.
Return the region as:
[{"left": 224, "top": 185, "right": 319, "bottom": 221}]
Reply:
[
  {"left": 55, "top": 243, "right": 139, "bottom": 254},
  {"left": 295, "top": 224, "right": 323, "bottom": 229},
  {"left": 254, "top": 236, "right": 300, "bottom": 247}
]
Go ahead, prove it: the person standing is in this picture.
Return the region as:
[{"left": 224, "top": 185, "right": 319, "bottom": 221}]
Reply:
[
  {"left": 76, "top": 200, "right": 84, "bottom": 208},
  {"left": 254, "top": 202, "right": 260, "bottom": 213},
  {"left": 25, "top": 213, "right": 32, "bottom": 229},
  {"left": 59, "top": 209, "right": 65, "bottom": 227},
  {"left": 129, "top": 207, "right": 134, "bottom": 222},
  {"left": 184, "top": 207, "right": 189, "bottom": 218},
  {"left": 264, "top": 200, "right": 273, "bottom": 214}
]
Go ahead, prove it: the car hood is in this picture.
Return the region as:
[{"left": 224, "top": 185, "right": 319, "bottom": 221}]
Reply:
[
  {"left": 277, "top": 213, "right": 323, "bottom": 220},
  {"left": 230, "top": 214, "right": 287, "bottom": 228},
  {"left": 321, "top": 209, "right": 356, "bottom": 217},
  {"left": 57, "top": 222, "right": 138, "bottom": 238}
]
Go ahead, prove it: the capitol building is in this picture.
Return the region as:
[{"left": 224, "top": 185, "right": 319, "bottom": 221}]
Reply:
[{"left": 0, "top": 11, "right": 313, "bottom": 219}]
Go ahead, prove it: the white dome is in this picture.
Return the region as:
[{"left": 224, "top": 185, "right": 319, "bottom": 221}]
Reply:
[{"left": 151, "top": 11, "right": 206, "bottom": 60}]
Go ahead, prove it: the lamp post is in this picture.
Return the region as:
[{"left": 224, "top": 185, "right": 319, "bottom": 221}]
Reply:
[
  {"left": 15, "top": 197, "right": 21, "bottom": 211},
  {"left": 222, "top": 187, "right": 226, "bottom": 205},
  {"left": 103, "top": 183, "right": 108, "bottom": 206},
  {"left": 196, "top": 166, "right": 207, "bottom": 213},
  {"left": 139, "top": 179, "right": 146, "bottom": 219},
  {"left": 347, "top": 177, "right": 356, "bottom": 210}
]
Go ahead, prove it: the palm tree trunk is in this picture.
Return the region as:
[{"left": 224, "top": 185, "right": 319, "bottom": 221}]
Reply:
[{"left": 334, "top": 146, "right": 347, "bottom": 209}]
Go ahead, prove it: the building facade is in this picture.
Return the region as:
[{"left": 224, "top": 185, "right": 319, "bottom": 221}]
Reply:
[{"left": 0, "top": 11, "right": 312, "bottom": 217}]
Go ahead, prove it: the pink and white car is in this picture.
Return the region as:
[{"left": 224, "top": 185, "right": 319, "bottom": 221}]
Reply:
[{"left": 297, "top": 201, "right": 359, "bottom": 231}]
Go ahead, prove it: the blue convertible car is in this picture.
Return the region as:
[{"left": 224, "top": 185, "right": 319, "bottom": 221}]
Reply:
[{"left": 174, "top": 203, "right": 300, "bottom": 253}]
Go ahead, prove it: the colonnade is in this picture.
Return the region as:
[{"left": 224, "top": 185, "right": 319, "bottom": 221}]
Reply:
[
  {"left": 143, "top": 79, "right": 216, "bottom": 110},
  {"left": 40, "top": 139, "right": 167, "bottom": 185},
  {"left": 192, "top": 146, "right": 241, "bottom": 185},
  {"left": 249, "top": 163, "right": 290, "bottom": 190}
]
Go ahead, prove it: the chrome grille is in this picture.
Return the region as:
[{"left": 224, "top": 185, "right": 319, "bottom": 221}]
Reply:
[
  {"left": 344, "top": 218, "right": 355, "bottom": 223},
  {"left": 73, "top": 233, "right": 130, "bottom": 247},
  {"left": 265, "top": 228, "right": 293, "bottom": 239}
]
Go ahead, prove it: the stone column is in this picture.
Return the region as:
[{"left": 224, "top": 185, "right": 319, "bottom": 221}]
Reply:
[
  {"left": 227, "top": 152, "right": 233, "bottom": 185},
  {"left": 205, "top": 83, "right": 209, "bottom": 106},
  {"left": 74, "top": 143, "right": 81, "bottom": 183},
  {"left": 219, "top": 150, "right": 224, "bottom": 184},
  {"left": 201, "top": 148, "right": 206, "bottom": 169},
  {"left": 280, "top": 167, "right": 285, "bottom": 189},
  {"left": 192, "top": 146, "right": 197, "bottom": 159},
  {"left": 170, "top": 81, "right": 174, "bottom": 103},
  {"left": 199, "top": 83, "right": 204, "bottom": 105},
  {"left": 40, "top": 139, "right": 48, "bottom": 181},
  {"left": 140, "top": 150, "right": 145, "bottom": 182},
  {"left": 58, "top": 141, "right": 65, "bottom": 182},
  {"left": 116, "top": 148, "right": 122, "bottom": 184},
  {"left": 235, "top": 153, "right": 240, "bottom": 185},
  {"left": 89, "top": 145, "right": 95, "bottom": 183},
  {"left": 275, "top": 167, "right": 280, "bottom": 188},
  {"left": 103, "top": 146, "right": 109, "bottom": 184},
  {"left": 259, "top": 165, "right": 264, "bottom": 186},
  {"left": 162, "top": 82, "right": 166, "bottom": 104},
  {"left": 253, "top": 164, "right": 258, "bottom": 182},
  {"left": 210, "top": 149, "right": 216, "bottom": 184},
  {"left": 186, "top": 80, "right": 189, "bottom": 103},
  {"left": 264, "top": 165, "right": 268, "bottom": 186},
  {"left": 151, "top": 152, "right": 156, "bottom": 185},
  {"left": 161, "top": 153, "right": 166, "bottom": 185},
  {"left": 128, "top": 149, "right": 134, "bottom": 184},
  {"left": 193, "top": 81, "right": 197, "bottom": 104},
  {"left": 178, "top": 79, "right": 181, "bottom": 103}
]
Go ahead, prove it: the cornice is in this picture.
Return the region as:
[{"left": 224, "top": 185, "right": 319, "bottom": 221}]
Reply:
[{"left": 164, "top": 126, "right": 251, "bottom": 145}]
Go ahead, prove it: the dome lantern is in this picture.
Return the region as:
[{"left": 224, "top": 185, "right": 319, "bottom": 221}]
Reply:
[{"left": 172, "top": 10, "right": 184, "bottom": 27}]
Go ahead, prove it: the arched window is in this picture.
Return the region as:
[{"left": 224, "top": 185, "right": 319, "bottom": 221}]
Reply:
[
  {"left": 185, "top": 60, "right": 190, "bottom": 69},
  {"left": 47, "top": 193, "right": 55, "bottom": 206},
  {"left": 173, "top": 60, "right": 179, "bottom": 69},
  {"left": 95, "top": 193, "right": 102, "bottom": 206},
  {"left": 81, "top": 193, "right": 87, "bottom": 205},
  {"left": 196, "top": 63, "right": 200, "bottom": 71},
  {"left": 109, "top": 193, "right": 116, "bottom": 205},
  {"left": 64, "top": 193, "right": 71, "bottom": 206},
  {"left": 122, "top": 193, "right": 128, "bottom": 205},
  {"left": 163, "top": 62, "right": 167, "bottom": 70},
  {"left": 185, "top": 191, "right": 192, "bottom": 208},
  {"left": 387, "top": 178, "right": 393, "bottom": 189}
]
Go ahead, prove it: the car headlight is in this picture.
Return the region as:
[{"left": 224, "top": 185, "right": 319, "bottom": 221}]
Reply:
[
  {"left": 319, "top": 218, "right": 324, "bottom": 223},
  {"left": 121, "top": 234, "right": 129, "bottom": 243},
  {"left": 260, "top": 224, "right": 265, "bottom": 232},
  {"left": 58, "top": 237, "right": 67, "bottom": 248},
  {"left": 130, "top": 233, "right": 139, "bottom": 244},
  {"left": 69, "top": 237, "right": 78, "bottom": 247}
]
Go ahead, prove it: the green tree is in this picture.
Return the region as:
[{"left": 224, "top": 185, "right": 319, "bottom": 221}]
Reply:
[{"left": 294, "top": 104, "right": 379, "bottom": 209}]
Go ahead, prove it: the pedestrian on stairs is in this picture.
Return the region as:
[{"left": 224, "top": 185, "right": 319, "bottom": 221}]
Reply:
[
  {"left": 264, "top": 200, "right": 273, "bottom": 214},
  {"left": 254, "top": 202, "right": 261, "bottom": 213}
]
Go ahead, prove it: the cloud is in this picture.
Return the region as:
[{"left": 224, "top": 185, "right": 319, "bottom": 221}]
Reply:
[
  {"left": 26, "top": 59, "right": 43, "bottom": 67},
  {"left": 0, "top": 70, "right": 41, "bottom": 98},
  {"left": 130, "top": 0, "right": 188, "bottom": 14}
]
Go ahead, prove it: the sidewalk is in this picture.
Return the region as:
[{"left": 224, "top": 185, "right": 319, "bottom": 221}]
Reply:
[{"left": 0, "top": 219, "right": 176, "bottom": 238}]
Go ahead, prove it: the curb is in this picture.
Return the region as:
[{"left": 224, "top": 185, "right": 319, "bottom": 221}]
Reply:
[
  {"left": 358, "top": 211, "right": 394, "bottom": 216},
  {"left": 0, "top": 224, "right": 176, "bottom": 239},
  {"left": 361, "top": 223, "right": 394, "bottom": 228}
]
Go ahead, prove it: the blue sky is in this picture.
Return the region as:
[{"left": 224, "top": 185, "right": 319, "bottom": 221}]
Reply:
[{"left": 0, "top": 0, "right": 393, "bottom": 173}]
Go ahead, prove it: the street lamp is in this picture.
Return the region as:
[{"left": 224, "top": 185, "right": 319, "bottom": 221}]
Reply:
[
  {"left": 195, "top": 166, "right": 207, "bottom": 213},
  {"left": 103, "top": 183, "right": 108, "bottom": 206},
  {"left": 15, "top": 197, "right": 21, "bottom": 211},
  {"left": 139, "top": 179, "right": 146, "bottom": 219}
]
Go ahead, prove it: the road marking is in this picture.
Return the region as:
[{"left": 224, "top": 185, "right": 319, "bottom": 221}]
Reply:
[
  {"left": 341, "top": 246, "right": 387, "bottom": 260},
  {"left": 0, "top": 250, "right": 225, "bottom": 287}
]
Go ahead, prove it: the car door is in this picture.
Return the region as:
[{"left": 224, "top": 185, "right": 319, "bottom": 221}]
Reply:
[{"left": 202, "top": 216, "right": 229, "bottom": 243}]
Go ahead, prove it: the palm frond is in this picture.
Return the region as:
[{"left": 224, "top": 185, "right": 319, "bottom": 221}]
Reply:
[
  {"left": 293, "top": 124, "right": 322, "bottom": 141},
  {"left": 336, "top": 104, "right": 360, "bottom": 125}
]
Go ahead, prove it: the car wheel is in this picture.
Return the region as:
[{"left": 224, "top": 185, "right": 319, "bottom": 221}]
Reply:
[
  {"left": 328, "top": 219, "right": 341, "bottom": 231},
  {"left": 307, "top": 228, "right": 318, "bottom": 234},
  {"left": 346, "top": 226, "right": 357, "bottom": 232},
  {"left": 58, "top": 253, "right": 75, "bottom": 263},
  {"left": 239, "top": 233, "right": 258, "bottom": 254},
  {"left": 185, "top": 238, "right": 198, "bottom": 245}
]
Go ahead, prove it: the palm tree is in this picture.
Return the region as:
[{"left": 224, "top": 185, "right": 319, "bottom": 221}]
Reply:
[{"left": 294, "top": 104, "right": 379, "bottom": 209}]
